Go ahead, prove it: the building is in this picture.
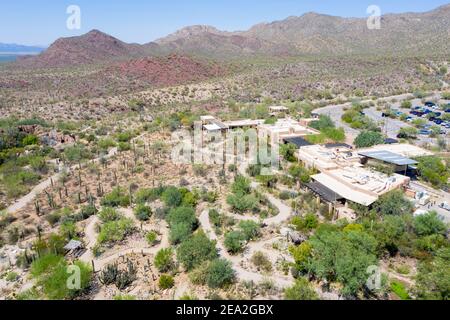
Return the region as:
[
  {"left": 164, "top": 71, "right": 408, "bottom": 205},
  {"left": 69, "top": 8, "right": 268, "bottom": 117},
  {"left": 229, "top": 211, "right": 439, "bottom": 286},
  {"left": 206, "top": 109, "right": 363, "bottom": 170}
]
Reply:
[
  {"left": 258, "top": 118, "right": 320, "bottom": 144},
  {"left": 297, "top": 144, "right": 411, "bottom": 206},
  {"left": 269, "top": 105, "right": 289, "bottom": 116}
]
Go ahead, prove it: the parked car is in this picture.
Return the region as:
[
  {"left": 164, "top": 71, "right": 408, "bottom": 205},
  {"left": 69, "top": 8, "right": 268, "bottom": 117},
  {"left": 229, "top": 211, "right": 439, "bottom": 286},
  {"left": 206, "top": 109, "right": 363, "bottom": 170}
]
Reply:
[
  {"left": 425, "top": 101, "right": 436, "bottom": 107},
  {"left": 439, "top": 202, "right": 450, "bottom": 211},
  {"left": 419, "top": 129, "right": 432, "bottom": 135},
  {"left": 434, "top": 119, "right": 443, "bottom": 125}
]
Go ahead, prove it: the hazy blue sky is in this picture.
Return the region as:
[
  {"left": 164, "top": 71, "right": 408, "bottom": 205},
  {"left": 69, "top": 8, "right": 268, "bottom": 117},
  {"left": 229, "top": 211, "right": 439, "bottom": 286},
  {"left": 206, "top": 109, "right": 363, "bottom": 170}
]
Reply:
[{"left": 1, "top": 0, "right": 449, "bottom": 45}]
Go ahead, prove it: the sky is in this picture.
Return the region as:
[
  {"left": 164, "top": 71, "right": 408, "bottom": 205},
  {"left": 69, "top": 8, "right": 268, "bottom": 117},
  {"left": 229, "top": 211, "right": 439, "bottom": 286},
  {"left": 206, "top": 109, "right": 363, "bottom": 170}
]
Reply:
[{"left": 1, "top": 0, "right": 449, "bottom": 46}]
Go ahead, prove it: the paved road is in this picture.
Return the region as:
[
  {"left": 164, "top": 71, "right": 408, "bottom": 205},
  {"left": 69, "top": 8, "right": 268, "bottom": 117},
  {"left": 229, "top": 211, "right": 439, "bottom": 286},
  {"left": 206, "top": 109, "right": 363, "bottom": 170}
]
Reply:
[{"left": 315, "top": 92, "right": 446, "bottom": 146}]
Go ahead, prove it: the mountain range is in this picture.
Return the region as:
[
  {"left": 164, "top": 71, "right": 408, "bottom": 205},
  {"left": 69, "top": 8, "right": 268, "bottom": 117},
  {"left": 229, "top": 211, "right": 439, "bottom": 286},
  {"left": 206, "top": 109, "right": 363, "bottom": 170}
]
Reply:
[
  {"left": 14, "top": 4, "right": 450, "bottom": 68},
  {"left": 0, "top": 43, "right": 45, "bottom": 54}
]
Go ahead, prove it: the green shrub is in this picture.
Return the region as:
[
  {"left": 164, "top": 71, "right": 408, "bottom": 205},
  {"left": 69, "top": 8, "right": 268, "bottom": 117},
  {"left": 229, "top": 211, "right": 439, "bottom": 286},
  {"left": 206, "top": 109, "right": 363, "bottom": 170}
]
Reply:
[
  {"left": 390, "top": 280, "right": 410, "bottom": 300},
  {"left": 159, "top": 275, "right": 175, "bottom": 289},
  {"left": 146, "top": 231, "right": 158, "bottom": 246},
  {"left": 205, "top": 259, "right": 235, "bottom": 289},
  {"left": 251, "top": 252, "right": 272, "bottom": 272},
  {"left": 98, "top": 207, "right": 121, "bottom": 223},
  {"left": 154, "top": 248, "right": 175, "bottom": 273},
  {"left": 97, "top": 218, "right": 134, "bottom": 244},
  {"left": 134, "top": 204, "right": 152, "bottom": 221},
  {"left": 238, "top": 220, "right": 261, "bottom": 241},
  {"left": 162, "top": 186, "right": 183, "bottom": 207},
  {"left": 101, "top": 187, "right": 130, "bottom": 207},
  {"left": 224, "top": 231, "right": 246, "bottom": 254},
  {"left": 284, "top": 277, "right": 318, "bottom": 300},
  {"left": 177, "top": 232, "right": 217, "bottom": 271}
]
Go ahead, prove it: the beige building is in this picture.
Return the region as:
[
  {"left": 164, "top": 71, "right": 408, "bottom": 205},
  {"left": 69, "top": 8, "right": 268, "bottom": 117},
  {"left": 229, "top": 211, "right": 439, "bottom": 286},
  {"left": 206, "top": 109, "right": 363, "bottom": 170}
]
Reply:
[{"left": 297, "top": 144, "right": 411, "bottom": 206}]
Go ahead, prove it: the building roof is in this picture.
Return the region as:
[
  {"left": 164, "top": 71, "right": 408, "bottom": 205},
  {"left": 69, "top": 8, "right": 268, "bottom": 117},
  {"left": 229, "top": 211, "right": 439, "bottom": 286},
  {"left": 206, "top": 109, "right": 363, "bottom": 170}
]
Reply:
[
  {"left": 283, "top": 136, "right": 313, "bottom": 148},
  {"left": 358, "top": 150, "right": 418, "bottom": 166},
  {"left": 269, "top": 106, "right": 289, "bottom": 111},
  {"left": 200, "top": 115, "right": 216, "bottom": 121},
  {"left": 64, "top": 240, "right": 83, "bottom": 251},
  {"left": 312, "top": 173, "right": 379, "bottom": 206},
  {"left": 384, "top": 138, "right": 399, "bottom": 144},
  {"left": 357, "top": 143, "right": 433, "bottom": 158},
  {"left": 307, "top": 181, "right": 344, "bottom": 203},
  {"left": 324, "top": 143, "right": 353, "bottom": 149},
  {"left": 204, "top": 124, "right": 222, "bottom": 131}
]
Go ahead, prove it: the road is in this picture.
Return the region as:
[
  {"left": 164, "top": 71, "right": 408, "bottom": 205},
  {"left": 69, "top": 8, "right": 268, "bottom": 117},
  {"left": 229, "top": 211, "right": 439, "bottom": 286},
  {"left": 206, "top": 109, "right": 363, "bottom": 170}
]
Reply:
[{"left": 315, "top": 92, "right": 446, "bottom": 145}]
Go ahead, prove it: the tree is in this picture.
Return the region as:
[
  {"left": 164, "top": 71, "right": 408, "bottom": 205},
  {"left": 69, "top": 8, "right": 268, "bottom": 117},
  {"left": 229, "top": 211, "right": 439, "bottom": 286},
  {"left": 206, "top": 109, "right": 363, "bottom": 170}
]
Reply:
[
  {"left": 354, "top": 131, "right": 384, "bottom": 148},
  {"left": 397, "top": 127, "right": 418, "bottom": 139},
  {"left": 167, "top": 206, "right": 197, "bottom": 229},
  {"left": 134, "top": 204, "right": 152, "bottom": 221},
  {"left": 416, "top": 156, "right": 449, "bottom": 188},
  {"left": 307, "top": 227, "right": 378, "bottom": 296},
  {"left": 415, "top": 248, "right": 450, "bottom": 300},
  {"left": 161, "top": 186, "right": 183, "bottom": 207},
  {"left": 170, "top": 222, "right": 193, "bottom": 244},
  {"left": 205, "top": 259, "right": 235, "bottom": 289},
  {"left": 154, "top": 248, "right": 175, "bottom": 273},
  {"left": 289, "top": 242, "right": 312, "bottom": 274},
  {"left": 231, "top": 175, "right": 251, "bottom": 195},
  {"left": 224, "top": 231, "right": 246, "bottom": 254},
  {"left": 177, "top": 232, "right": 217, "bottom": 271},
  {"left": 226, "top": 194, "right": 259, "bottom": 213},
  {"left": 413, "top": 211, "right": 447, "bottom": 237},
  {"left": 238, "top": 220, "right": 261, "bottom": 241},
  {"left": 280, "top": 143, "right": 297, "bottom": 162},
  {"left": 284, "top": 277, "right": 318, "bottom": 300},
  {"left": 373, "top": 190, "right": 413, "bottom": 216},
  {"left": 310, "top": 115, "right": 335, "bottom": 131},
  {"left": 288, "top": 164, "right": 311, "bottom": 184},
  {"left": 101, "top": 187, "right": 130, "bottom": 207}
]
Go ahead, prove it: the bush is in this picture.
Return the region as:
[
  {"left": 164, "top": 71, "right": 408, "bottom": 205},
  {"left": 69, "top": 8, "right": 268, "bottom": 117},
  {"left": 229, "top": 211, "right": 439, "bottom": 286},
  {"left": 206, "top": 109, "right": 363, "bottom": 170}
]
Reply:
[
  {"left": 154, "top": 248, "right": 175, "bottom": 273},
  {"left": 224, "top": 231, "right": 246, "bottom": 254},
  {"left": 30, "top": 254, "right": 92, "bottom": 300},
  {"left": 416, "top": 156, "right": 450, "bottom": 188},
  {"left": 134, "top": 204, "right": 152, "bottom": 221},
  {"left": 251, "top": 252, "right": 272, "bottom": 272},
  {"left": 291, "top": 214, "right": 319, "bottom": 232},
  {"left": 146, "top": 231, "right": 158, "bottom": 246},
  {"left": 413, "top": 211, "right": 447, "bottom": 237},
  {"left": 354, "top": 131, "right": 384, "bottom": 148},
  {"left": 170, "top": 222, "right": 193, "bottom": 245},
  {"left": 390, "top": 280, "right": 410, "bottom": 300},
  {"left": 162, "top": 186, "right": 183, "bottom": 207},
  {"left": 98, "top": 207, "right": 121, "bottom": 223},
  {"left": 167, "top": 206, "right": 197, "bottom": 229},
  {"left": 101, "top": 187, "right": 130, "bottom": 207},
  {"left": 205, "top": 259, "right": 235, "bottom": 289},
  {"left": 284, "top": 277, "right": 318, "bottom": 300},
  {"left": 97, "top": 218, "right": 134, "bottom": 244},
  {"left": 227, "top": 194, "right": 259, "bottom": 213},
  {"left": 177, "top": 232, "right": 217, "bottom": 271},
  {"left": 238, "top": 220, "right": 261, "bottom": 241},
  {"left": 159, "top": 275, "right": 175, "bottom": 289},
  {"left": 373, "top": 190, "right": 413, "bottom": 216}
]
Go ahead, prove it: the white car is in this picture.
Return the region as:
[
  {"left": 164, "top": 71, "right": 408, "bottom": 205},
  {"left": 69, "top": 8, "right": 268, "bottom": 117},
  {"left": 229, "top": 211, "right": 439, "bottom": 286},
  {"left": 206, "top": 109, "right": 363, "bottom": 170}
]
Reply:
[{"left": 439, "top": 202, "right": 450, "bottom": 211}]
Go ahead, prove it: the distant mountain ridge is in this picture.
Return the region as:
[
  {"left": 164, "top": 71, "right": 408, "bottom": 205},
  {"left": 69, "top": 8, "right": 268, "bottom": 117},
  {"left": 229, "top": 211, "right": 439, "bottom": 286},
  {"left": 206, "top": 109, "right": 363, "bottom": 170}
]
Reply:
[
  {"left": 14, "top": 4, "right": 450, "bottom": 68},
  {"left": 0, "top": 43, "right": 45, "bottom": 53}
]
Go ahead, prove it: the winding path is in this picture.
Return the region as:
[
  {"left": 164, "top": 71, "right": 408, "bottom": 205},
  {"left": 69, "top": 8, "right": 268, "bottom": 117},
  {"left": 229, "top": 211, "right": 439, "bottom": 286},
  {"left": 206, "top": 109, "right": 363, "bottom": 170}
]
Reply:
[{"left": 199, "top": 182, "right": 295, "bottom": 289}]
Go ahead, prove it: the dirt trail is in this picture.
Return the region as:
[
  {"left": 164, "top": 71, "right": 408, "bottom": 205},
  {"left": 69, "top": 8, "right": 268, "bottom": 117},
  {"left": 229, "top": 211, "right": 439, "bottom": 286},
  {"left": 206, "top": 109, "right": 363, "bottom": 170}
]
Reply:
[{"left": 6, "top": 131, "right": 149, "bottom": 215}]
